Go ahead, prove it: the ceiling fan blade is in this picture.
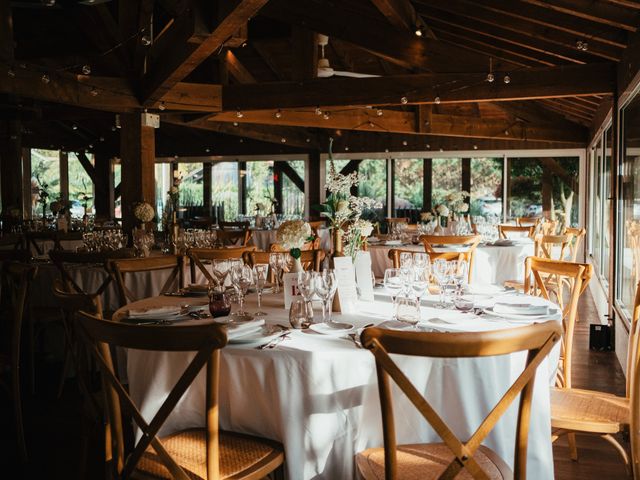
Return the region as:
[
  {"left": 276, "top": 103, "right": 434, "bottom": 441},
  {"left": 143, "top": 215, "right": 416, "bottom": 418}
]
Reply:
[{"left": 332, "top": 70, "right": 379, "bottom": 78}]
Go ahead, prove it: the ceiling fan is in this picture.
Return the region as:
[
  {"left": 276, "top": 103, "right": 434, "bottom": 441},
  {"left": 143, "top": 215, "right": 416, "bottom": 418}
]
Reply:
[{"left": 316, "top": 34, "right": 378, "bottom": 78}]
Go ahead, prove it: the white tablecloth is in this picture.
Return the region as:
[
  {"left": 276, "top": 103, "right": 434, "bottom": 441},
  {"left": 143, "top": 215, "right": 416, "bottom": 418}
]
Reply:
[
  {"left": 120, "top": 291, "right": 559, "bottom": 480},
  {"left": 369, "top": 240, "right": 534, "bottom": 284}
]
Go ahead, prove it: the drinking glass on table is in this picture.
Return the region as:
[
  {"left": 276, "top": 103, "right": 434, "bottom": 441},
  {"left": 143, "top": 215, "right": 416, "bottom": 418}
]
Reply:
[
  {"left": 313, "top": 269, "right": 338, "bottom": 323},
  {"left": 396, "top": 296, "right": 421, "bottom": 328},
  {"left": 230, "top": 264, "right": 253, "bottom": 316},
  {"left": 383, "top": 268, "right": 403, "bottom": 320},
  {"left": 451, "top": 260, "right": 469, "bottom": 294},
  {"left": 252, "top": 263, "right": 269, "bottom": 316},
  {"left": 412, "top": 253, "right": 429, "bottom": 271},
  {"left": 432, "top": 259, "right": 453, "bottom": 308},
  {"left": 289, "top": 298, "right": 313, "bottom": 329},
  {"left": 269, "top": 252, "right": 285, "bottom": 293},
  {"left": 399, "top": 251, "right": 413, "bottom": 269},
  {"left": 297, "top": 271, "right": 315, "bottom": 318}
]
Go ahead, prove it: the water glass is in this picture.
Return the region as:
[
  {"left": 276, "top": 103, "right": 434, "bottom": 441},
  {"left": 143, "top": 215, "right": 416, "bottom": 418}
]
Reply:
[
  {"left": 253, "top": 263, "right": 269, "bottom": 316},
  {"left": 208, "top": 289, "right": 232, "bottom": 318},
  {"left": 314, "top": 270, "right": 338, "bottom": 323},
  {"left": 289, "top": 298, "right": 313, "bottom": 329},
  {"left": 453, "top": 292, "right": 475, "bottom": 312},
  {"left": 396, "top": 296, "right": 421, "bottom": 327},
  {"left": 412, "top": 253, "right": 429, "bottom": 270},
  {"left": 432, "top": 259, "right": 452, "bottom": 308},
  {"left": 383, "top": 268, "right": 403, "bottom": 320},
  {"left": 230, "top": 264, "right": 253, "bottom": 316}
]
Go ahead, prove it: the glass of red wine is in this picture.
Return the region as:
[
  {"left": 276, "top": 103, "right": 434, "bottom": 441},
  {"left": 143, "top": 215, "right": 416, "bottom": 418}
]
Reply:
[{"left": 208, "top": 289, "right": 231, "bottom": 318}]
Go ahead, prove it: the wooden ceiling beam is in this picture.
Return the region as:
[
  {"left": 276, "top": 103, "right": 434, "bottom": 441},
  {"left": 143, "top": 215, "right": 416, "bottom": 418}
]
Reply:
[
  {"left": 260, "top": 0, "right": 513, "bottom": 73},
  {"left": 206, "top": 106, "right": 586, "bottom": 143},
  {"left": 252, "top": 41, "right": 286, "bottom": 80},
  {"left": 416, "top": 4, "right": 611, "bottom": 63},
  {"left": 225, "top": 50, "right": 257, "bottom": 84},
  {"left": 520, "top": 0, "right": 638, "bottom": 31},
  {"left": 222, "top": 63, "right": 616, "bottom": 110},
  {"left": 141, "top": 0, "right": 268, "bottom": 105},
  {"left": 291, "top": 26, "right": 317, "bottom": 82},
  {"left": 432, "top": 33, "right": 531, "bottom": 68},
  {"left": 456, "top": 0, "right": 628, "bottom": 47}
]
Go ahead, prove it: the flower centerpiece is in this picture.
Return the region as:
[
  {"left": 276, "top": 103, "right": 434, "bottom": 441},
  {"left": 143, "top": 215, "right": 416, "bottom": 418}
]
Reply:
[
  {"left": 444, "top": 191, "right": 470, "bottom": 219},
  {"left": 434, "top": 204, "right": 449, "bottom": 234},
  {"left": 35, "top": 175, "right": 50, "bottom": 223},
  {"left": 276, "top": 220, "right": 314, "bottom": 272},
  {"left": 344, "top": 218, "right": 374, "bottom": 262},
  {"left": 420, "top": 211, "right": 434, "bottom": 223},
  {"left": 133, "top": 201, "right": 155, "bottom": 230}
]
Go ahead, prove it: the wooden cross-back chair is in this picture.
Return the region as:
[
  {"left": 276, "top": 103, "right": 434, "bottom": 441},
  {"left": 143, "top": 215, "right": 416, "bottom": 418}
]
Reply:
[
  {"left": 550, "top": 279, "right": 640, "bottom": 472},
  {"left": 307, "top": 220, "right": 326, "bottom": 235},
  {"left": 187, "top": 246, "right": 256, "bottom": 284},
  {"left": 356, "top": 321, "right": 562, "bottom": 480},
  {"left": 539, "top": 219, "right": 559, "bottom": 236},
  {"left": 108, "top": 255, "right": 184, "bottom": 307},
  {"left": 419, "top": 235, "right": 481, "bottom": 282},
  {"left": 0, "top": 262, "right": 37, "bottom": 463},
  {"left": 516, "top": 217, "right": 540, "bottom": 227},
  {"left": 215, "top": 228, "right": 251, "bottom": 247},
  {"left": 75, "top": 312, "right": 285, "bottom": 480},
  {"left": 534, "top": 233, "right": 573, "bottom": 261},
  {"left": 218, "top": 220, "right": 250, "bottom": 230},
  {"left": 524, "top": 257, "right": 593, "bottom": 390},
  {"left": 564, "top": 227, "right": 587, "bottom": 262},
  {"left": 498, "top": 224, "right": 534, "bottom": 239}
]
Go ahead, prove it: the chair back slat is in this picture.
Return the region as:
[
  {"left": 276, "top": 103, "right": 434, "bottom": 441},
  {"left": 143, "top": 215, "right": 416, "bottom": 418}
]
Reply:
[
  {"left": 361, "top": 322, "right": 561, "bottom": 480},
  {"left": 498, "top": 225, "right": 534, "bottom": 239},
  {"left": 215, "top": 229, "right": 251, "bottom": 246},
  {"left": 188, "top": 246, "right": 256, "bottom": 284},
  {"left": 419, "top": 235, "right": 481, "bottom": 283},
  {"left": 76, "top": 312, "right": 227, "bottom": 479},
  {"left": 564, "top": 227, "right": 587, "bottom": 262},
  {"left": 534, "top": 233, "right": 573, "bottom": 261}
]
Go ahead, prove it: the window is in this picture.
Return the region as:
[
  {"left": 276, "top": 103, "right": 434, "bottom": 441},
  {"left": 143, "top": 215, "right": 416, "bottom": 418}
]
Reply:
[
  {"left": 177, "top": 163, "right": 204, "bottom": 219},
  {"left": 281, "top": 160, "right": 305, "bottom": 217},
  {"left": 592, "top": 142, "right": 603, "bottom": 273},
  {"left": 358, "top": 159, "right": 387, "bottom": 225},
  {"left": 155, "top": 163, "right": 172, "bottom": 222},
  {"left": 68, "top": 153, "right": 94, "bottom": 217},
  {"left": 212, "top": 162, "right": 238, "bottom": 221},
  {"left": 30, "top": 149, "right": 61, "bottom": 218},
  {"left": 394, "top": 158, "right": 423, "bottom": 219},
  {"left": 432, "top": 158, "right": 461, "bottom": 207},
  {"left": 470, "top": 157, "right": 503, "bottom": 220},
  {"left": 602, "top": 128, "right": 612, "bottom": 282},
  {"left": 246, "top": 161, "right": 274, "bottom": 215},
  {"left": 619, "top": 93, "right": 640, "bottom": 316}
]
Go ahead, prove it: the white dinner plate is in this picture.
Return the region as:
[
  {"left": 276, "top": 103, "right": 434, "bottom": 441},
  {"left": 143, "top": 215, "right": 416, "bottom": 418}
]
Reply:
[
  {"left": 228, "top": 325, "right": 287, "bottom": 346},
  {"left": 482, "top": 306, "right": 560, "bottom": 322},
  {"left": 308, "top": 322, "right": 354, "bottom": 336}
]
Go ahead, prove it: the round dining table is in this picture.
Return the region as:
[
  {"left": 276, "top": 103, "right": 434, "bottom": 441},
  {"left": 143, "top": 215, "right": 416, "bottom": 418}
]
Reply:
[
  {"left": 115, "top": 287, "right": 560, "bottom": 480},
  {"left": 368, "top": 238, "right": 535, "bottom": 284}
]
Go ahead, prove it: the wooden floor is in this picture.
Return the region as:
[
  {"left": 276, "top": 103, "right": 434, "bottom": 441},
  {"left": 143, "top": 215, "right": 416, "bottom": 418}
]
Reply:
[{"left": 0, "top": 290, "right": 630, "bottom": 479}]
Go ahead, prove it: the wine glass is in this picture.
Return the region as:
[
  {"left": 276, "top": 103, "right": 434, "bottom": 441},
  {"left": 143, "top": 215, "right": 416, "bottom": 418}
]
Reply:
[
  {"left": 208, "top": 287, "right": 232, "bottom": 318},
  {"left": 412, "top": 253, "right": 429, "bottom": 272},
  {"left": 451, "top": 260, "right": 469, "bottom": 295},
  {"left": 297, "top": 271, "right": 315, "bottom": 317},
  {"left": 399, "top": 251, "right": 413, "bottom": 269},
  {"left": 289, "top": 298, "right": 313, "bottom": 329},
  {"left": 383, "top": 268, "right": 403, "bottom": 320},
  {"left": 269, "top": 252, "right": 285, "bottom": 293},
  {"left": 230, "top": 264, "right": 253, "bottom": 316},
  {"left": 396, "top": 295, "right": 421, "bottom": 328},
  {"left": 314, "top": 270, "right": 338, "bottom": 323},
  {"left": 432, "top": 259, "right": 452, "bottom": 308},
  {"left": 253, "top": 263, "right": 269, "bottom": 316}
]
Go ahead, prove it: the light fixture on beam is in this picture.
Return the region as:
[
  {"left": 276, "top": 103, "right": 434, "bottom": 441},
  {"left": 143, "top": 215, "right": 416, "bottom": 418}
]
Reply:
[
  {"left": 82, "top": 64, "right": 91, "bottom": 75},
  {"left": 414, "top": 25, "right": 424, "bottom": 37},
  {"left": 275, "top": 109, "right": 282, "bottom": 119}
]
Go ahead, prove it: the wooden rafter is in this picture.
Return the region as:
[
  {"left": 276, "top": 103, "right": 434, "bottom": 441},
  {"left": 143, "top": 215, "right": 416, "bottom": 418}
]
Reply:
[
  {"left": 225, "top": 50, "right": 257, "bottom": 84},
  {"left": 222, "top": 63, "right": 616, "bottom": 110},
  {"left": 141, "top": 0, "right": 269, "bottom": 105}
]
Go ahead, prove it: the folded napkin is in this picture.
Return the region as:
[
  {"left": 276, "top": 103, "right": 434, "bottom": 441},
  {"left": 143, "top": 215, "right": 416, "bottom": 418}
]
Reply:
[
  {"left": 127, "top": 306, "right": 181, "bottom": 318},
  {"left": 225, "top": 319, "right": 266, "bottom": 340},
  {"left": 493, "top": 303, "right": 548, "bottom": 315},
  {"left": 384, "top": 240, "right": 402, "bottom": 246}
]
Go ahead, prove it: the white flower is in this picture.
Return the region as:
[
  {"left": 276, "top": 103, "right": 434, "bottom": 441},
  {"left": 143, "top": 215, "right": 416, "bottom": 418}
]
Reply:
[
  {"left": 276, "top": 220, "right": 312, "bottom": 249},
  {"left": 458, "top": 203, "right": 469, "bottom": 213},
  {"left": 133, "top": 202, "right": 155, "bottom": 222},
  {"left": 436, "top": 204, "right": 449, "bottom": 217},
  {"left": 353, "top": 219, "right": 374, "bottom": 237},
  {"left": 336, "top": 200, "right": 349, "bottom": 213},
  {"left": 255, "top": 202, "right": 266, "bottom": 212},
  {"left": 420, "top": 212, "right": 433, "bottom": 221},
  {"left": 169, "top": 186, "right": 179, "bottom": 195}
]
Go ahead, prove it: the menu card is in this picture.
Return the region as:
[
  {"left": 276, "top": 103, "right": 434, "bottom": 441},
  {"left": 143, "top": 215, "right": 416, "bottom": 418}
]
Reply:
[
  {"left": 283, "top": 272, "right": 301, "bottom": 309},
  {"left": 354, "top": 251, "right": 374, "bottom": 302},
  {"left": 332, "top": 256, "right": 359, "bottom": 314}
]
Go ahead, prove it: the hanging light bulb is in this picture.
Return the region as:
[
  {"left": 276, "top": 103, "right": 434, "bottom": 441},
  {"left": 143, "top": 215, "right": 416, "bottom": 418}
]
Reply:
[
  {"left": 486, "top": 72, "right": 495, "bottom": 83},
  {"left": 402, "top": 140, "right": 408, "bottom": 146},
  {"left": 400, "top": 96, "right": 408, "bottom": 104},
  {"left": 72, "top": 124, "right": 78, "bottom": 130},
  {"left": 233, "top": 122, "right": 239, "bottom": 126},
  {"left": 376, "top": 109, "right": 383, "bottom": 116},
  {"left": 90, "top": 88, "right": 98, "bottom": 96},
  {"left": 236, "top": 110, "right": 244, "bottom": 118},
  {"left": 7, "top": 68, "right": 15, "bottom": 78},
  {"left": 503, "top": 74, "right": 511, "bottom": 84},
  {"left": 281, "top": 137, "right": 286, "bottom": 143},
  {"left": 274, "top": 109, "right": 282, "bottom": 119},
  {"left": 323, "top": 111, "right": 331, "bottom": 120},
  {"left": 315, "top": 106, "right": 322, "bottom": 115},
  {"left": 344, "top": 146, "right": 349, "bottom": 151},
  {"left": 158, "top": 102, "right": 166, "bottom": 111},
  {"left": 141, "top": 35, "right": 152, "bottom": 46},
  {"left": 434, "top": 96, "right": 441, "bottom": 104},
  {"left": 414, "top": 25, "right": 424, "bottom": 37},
  {"left": 82, "top": 64, "right": 91, "bottom": 75},
  {"left": 41, "top": 74, "right": 50, "bottom": 84}
]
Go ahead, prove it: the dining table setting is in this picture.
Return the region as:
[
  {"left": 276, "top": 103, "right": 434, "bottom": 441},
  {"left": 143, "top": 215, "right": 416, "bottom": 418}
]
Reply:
[{"left": 113, "top": 254, "right": 562, "bottom": 480}]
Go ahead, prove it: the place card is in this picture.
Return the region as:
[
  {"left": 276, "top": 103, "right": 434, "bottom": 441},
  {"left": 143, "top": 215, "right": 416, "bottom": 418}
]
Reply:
[
  {"left": 332, "top": 256, "right": 359, "bottom": 314},
  {"left": 354, "top": 251, "right": 374, "bottom": 302},
  {"left": 282, "top": 272, "right": 301, "bottom": 309}
]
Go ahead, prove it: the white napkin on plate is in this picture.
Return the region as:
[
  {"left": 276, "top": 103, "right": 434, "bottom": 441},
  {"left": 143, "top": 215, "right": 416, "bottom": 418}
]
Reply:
[
  {"left": 493, "top": 303, "right": 548, "bottom": 315},
  {"left": 225, "top": 319, "right": 266, "bottom": 339},
  {"left": 127, "top": 306, "right": 181, "bottom": 318}
]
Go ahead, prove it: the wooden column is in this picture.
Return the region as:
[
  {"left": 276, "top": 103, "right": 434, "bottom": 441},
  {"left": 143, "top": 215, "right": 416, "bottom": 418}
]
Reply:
[
  {"left": 273, "top": 161, "right": 283, "bottom": 214},
  {"left": 120, "top": 113, "right": 155, "bottom": 234},
  {"left": 608, "top": 93, "right": 620, "bottom": 320},
  {"left": 22, "top": 147, "right": 31, "bottom": 219},
  {"left": 203, "top": 162, "right": 212, "bottom": 215},
  {"left": 387, "top": 158, "right": 395, "bottom": 217},
  {"left": 306, "top": 151, "right": 321, "bottom": 219},
  {"left": 461, "top": 158, "right": 471, "bottom": 208},
  {"left": 238, "top": 161, "right": 246, "bottom": 215},
  {"left": 59, "top": 151, "right": 69, "bottom": 204},
  {"left": 422, "top": 158, "right": 432, "bottom": 212},
  {"left": 94, "top": 152, "right": 114, "bottom": 219},
  {"left": 0, "top": 121, "right": 23, "bottom": 220}
]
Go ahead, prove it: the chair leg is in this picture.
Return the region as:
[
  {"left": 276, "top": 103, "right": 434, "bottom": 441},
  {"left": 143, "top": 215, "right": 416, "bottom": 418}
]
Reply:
[
  {"left": 12, "top": 350, "right": 28, "bottom": 463},
  {"left": 602, "top": 434, "right": 632, "bottom": 476},
  {"left": 568, "top": 432, "right": 578, "bottom": 461}
]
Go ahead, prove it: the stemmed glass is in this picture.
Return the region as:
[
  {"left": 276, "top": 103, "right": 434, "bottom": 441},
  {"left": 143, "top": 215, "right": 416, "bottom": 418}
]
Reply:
[
  {"left": 432, "top": 259, "right": 453, "bottom": 308},
  {"left": 383, "top": 268, "right": 403, "bottom": 320},
  {"left": 314, "top": 270, "right": 338, "bottom": 323},
  {"left": 230, "top": 264, "right": 253, "bottom": 316},
  {"left": 399, "top": 251, "right": 413, "bottom": 269},
  {"left": 395, "top": 296, "right": 421, "bottom": 328},
  {"left": 451, "top": 260, "right": 469, "bottom": 295},
  {"left": 252, "top": 263, "right": 269, "bottom": 316},
  {"left": 269, "top": 252, "right": 286, "bottom": 293},
  {"left": 297, "top": 271, "right": 315, "bottom": 321}
]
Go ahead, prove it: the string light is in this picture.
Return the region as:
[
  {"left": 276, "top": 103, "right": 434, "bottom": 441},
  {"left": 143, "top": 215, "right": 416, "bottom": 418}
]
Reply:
[
  {"left": 141, "top": 35, "right": 152, "bottom": 46},
  {"left": 344, "top": 146, "right": 349, "bottom": 151},
  {"left": 434, "top": 96, "right": 441, "bottom": 104},
  {"left": 205, "top": 148, "right": 211, "bottom": 153},
  {"left": 503, "top": 75, "right": 511, "bottom": 84},
  {"left": 473, "top": 144, "right": 478, "bottom": 150},
  {"left": 323, "top": 111, "right": 331, "bottom": 120},
  {"left": 315, "top": 107, "right": 322, "bottom": 115},
  {"left": 236, "top": 110, "right": 244, "bottom": 118},
  {"left": 81, "top": 64, "right": 91, "bottom": 75},
  {"left": 426, "top": 144, "right": 431, "bottom": 149},
  {"left": 41, "top": 74, "right": 50, "bottom": 83},
  {"left": 576, "top": 40, "right": 588, "bottom": 51},
  {"left": 306, "top": 138, "right": 311, "bottom": 143},
  {"left": 274, "top": 109, "right": 282, "bottom": 119},
  {"left": 90, "top": 88, "right": 98, "bottom": 96},
  {"left": 7, "top": 68, "right": 15, "bottom": 78},
  {"left": 99, "top": 136, "right": 105, "bottom": 142},
  {"left": 402, "top": 140, "right": 408, "bottom": 146},
  {"left": 233, "top": 122, "right": 239, "bottom": 126},
  {"left": 400, "top": 96, "right": 408, "bottom": 104},
  {"left": 414, "top": 25, "right": 424, "bottom": 37},
  {"left": 280, "top": 137, "right": 286, "bottom": 143},
  {"left": 72, "top": 124, "right": 78, "bottom": 130},
  {"left": 486, "top": 73, "right": 495, "bottom": 83},
  {"left": 158, "top": 102, "right": 166, "bottom": 111}
]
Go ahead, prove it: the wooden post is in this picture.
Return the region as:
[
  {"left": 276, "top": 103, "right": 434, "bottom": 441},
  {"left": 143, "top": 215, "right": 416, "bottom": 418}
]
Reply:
[
  {"left": 203, "top": 162, "right": 212, "bottom": 215},
  {"left": 120, "top": 113, "right": 155, "bottom": 234},
  {"left": 0, "top": 121, "right": 23, "bottom": 221},
  {"left": 238, "top": 161, "right": 246, "bottom": 215},
  {"left": 273, "top": 161, "right": 283, "bottom": 214},
  {"left": 59, "top": 151, "right": 69, "bottom": 205},
  {"left": 306, "top": 151, "right": 321, "bottom": 219},
  {"left": 388, "top": 158, "right": 395, "bottom": 217},
  {"left": 462, "top": 157, "right": 471, "bottom": 208},
  {"left": 423, "top": 158, "right": 432, "bottom": 212},
  {"left": 608, "top": 93, "right": 620, "bottom": 321},
  {"left": 94, "top": 152, "right": 114, "bottom": 219},
  {"left": 22, "top": 147, "right": 31, "bottom": 219}
]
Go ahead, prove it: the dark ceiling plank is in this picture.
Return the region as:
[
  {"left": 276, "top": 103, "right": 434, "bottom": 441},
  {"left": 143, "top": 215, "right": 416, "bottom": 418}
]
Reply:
[
  {"left": 369, "top": 0, "right": 437, "bottom": 38},
  {"left": 225, "top": 49, "right": 257, "bottom": 83},
  {"left": 605, "top": 0, "right": 640, "bottom": 8},
  {"left": 291, "top": 26, "right": 317, "bottom": 82},
  {"left": 538, "top": 99, "right": 593, "bottom": 121},
  {"left": 223, "top": 63, "right": 616, "bottom": 110},
  {"left": 520, "top": 0, "right": 638, "bottom": 31},
  {"left": 252, "top": 41, "right": 286, "bottom": 80},
  {"left": 260, "top": 0, "right": 513, "bottom": 73},
  {"left": 416, "top": 2, "right": 616, "bottom": 63},
  {"left": 462, "top": 0, "right": 628, "bottom": 48},
  {"left": 0, "top": 0, "right": 13, "bottom": 63},
  {"left": 141, "top": 0, "right": 269, "bottom": 105}
]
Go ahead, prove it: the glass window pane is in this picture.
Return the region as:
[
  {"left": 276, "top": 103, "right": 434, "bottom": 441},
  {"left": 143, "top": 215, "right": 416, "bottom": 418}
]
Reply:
[
  {"left": 31, "top": 149, "right": 61, "bottom": 218},
  {"left": 394, "top": 158, "right": 423, "bottom": 219},
  {"left": 470, "top": 157, "right": 503, "bottom": 220},
  {"left": 593, "top": 143, "right": 603, "bottom": 271},
  {"left": 620, "top": 96, "right": 640, "bottom": 314},
  {"left": 68, "top": 152, "right": 94, "bottom": 218},
  {"left": 212, "top": 162, "right": 238, "bottom": 221},
  {"left": 114, "top": 163, "right": 121, "bottom": 219},
  {"left": 246, "top": 161, "right": 274, "bottom": 215},
  {"left": 432, "top": 158, "right": 461, "bottom": 208},
  {"left": 602, "top": 128, "right": 612, "bottom": 281},
  {"left": 177, "top": 163, "right": 204, "bottom": 219},
  {"left": 155, "top": 163, "right": 172, "bottom": 225},
  {"left": 358, "top": 159, "right": 387, "bottom": 225},
  {"left": 282, "top": 160, "right": 304, "bottom": 217}
]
